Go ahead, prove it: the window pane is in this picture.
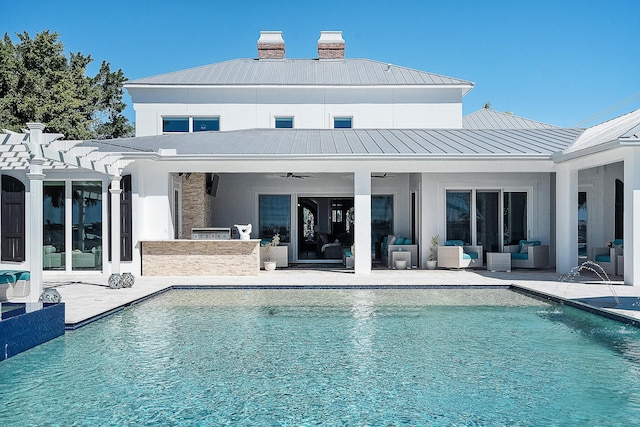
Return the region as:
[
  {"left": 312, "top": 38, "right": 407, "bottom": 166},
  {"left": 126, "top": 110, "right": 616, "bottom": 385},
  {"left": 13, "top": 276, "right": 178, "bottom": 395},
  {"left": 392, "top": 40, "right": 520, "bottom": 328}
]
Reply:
[
  {"left": 259, "top": 195, "right": 290, "bottom": 242},
  {"left": 275, "top": 117, "right": 293, "bottom": 128},
  {"left": 446, "top": 191, "right": 471, "bottom": 244},
  {"left": 578, "top": 191, "right": 587, "bottom": 258},
  {"left": 162, "top": 117, "right": 189, "bottom": 132},
  {"left": 334, "top": 117, "right": 352, "bottom": 128},
  {"left": 44, "top": 181, "right": 65, "bottom": 270},
  {"left": 72, "top": 181, "right": 103, "bottom": 271},
  {"left": 372, "top": 195, "right": 393, "bottom": 258},
  {"left": 503, "top": 192, "right": 527, "bottom": 245},
  {"left": 476, "top": 191, "right": 500, "bottom": 253},
  {"left": 193, "top": 117, "right": 220, "bottom": 132}
]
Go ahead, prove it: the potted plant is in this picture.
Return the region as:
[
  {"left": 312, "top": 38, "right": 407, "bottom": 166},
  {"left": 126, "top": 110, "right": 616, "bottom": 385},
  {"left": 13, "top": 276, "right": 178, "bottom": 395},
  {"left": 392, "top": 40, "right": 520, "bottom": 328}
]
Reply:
[
  {"left": 426, "top": 234, "right": 439, "bottom": 270},
  {"left": 264, "top": 233, "right": 280, "bottom": 271}
]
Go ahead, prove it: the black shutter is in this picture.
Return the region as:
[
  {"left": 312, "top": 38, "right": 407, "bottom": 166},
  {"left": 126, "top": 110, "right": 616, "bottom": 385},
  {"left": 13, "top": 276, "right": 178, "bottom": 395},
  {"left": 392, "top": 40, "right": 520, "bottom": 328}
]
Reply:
[
  {"left": 108, "top": 175, "right": 133, "bottom": 262},
  {"left": 1, "top": 176, "right": 26, "bottom": 262}
]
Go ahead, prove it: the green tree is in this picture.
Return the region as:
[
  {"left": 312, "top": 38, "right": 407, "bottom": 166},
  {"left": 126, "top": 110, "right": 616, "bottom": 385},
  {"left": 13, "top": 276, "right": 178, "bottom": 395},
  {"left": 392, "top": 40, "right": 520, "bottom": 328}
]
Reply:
[{"left": 0, "top": 31, "right": 133, "bottom": 139}]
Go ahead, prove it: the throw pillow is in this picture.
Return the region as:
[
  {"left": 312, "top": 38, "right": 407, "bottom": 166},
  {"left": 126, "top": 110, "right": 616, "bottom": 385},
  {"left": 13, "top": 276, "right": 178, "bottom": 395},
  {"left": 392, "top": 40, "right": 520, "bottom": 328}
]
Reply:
[{"left": 520, "top": 243, "right": 532, "bottom": 254}]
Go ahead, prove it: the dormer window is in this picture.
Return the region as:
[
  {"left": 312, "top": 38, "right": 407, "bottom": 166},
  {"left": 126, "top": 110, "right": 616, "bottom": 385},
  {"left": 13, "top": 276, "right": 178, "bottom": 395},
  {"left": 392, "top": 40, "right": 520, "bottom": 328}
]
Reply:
[{"left": 275, "top": 117, "right": 294, "bottom": 128}]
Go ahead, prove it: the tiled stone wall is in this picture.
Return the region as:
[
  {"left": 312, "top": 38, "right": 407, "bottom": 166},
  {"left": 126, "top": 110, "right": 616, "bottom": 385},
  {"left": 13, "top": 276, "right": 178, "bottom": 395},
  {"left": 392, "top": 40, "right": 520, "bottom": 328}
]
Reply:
[
  {"left": 0, "top": 303, "right": 65, "bottom": 360},
  {"left": 181, "top": 173, "right": 214, "bottom": 238},
  {"left": 142, "top": 240, "right": 260, "bottom": 276}
]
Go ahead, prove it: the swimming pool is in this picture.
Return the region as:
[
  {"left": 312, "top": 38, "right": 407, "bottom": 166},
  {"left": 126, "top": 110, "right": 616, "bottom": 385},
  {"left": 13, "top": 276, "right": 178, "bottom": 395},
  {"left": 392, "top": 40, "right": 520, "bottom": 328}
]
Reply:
[{"left": 1, "top": 288, "right": 640, "bottom": 425}]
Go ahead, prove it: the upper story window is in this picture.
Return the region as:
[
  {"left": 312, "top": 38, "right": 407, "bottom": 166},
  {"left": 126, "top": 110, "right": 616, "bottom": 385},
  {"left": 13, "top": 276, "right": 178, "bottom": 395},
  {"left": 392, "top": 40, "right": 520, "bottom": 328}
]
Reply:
[
  {"left": 163, "top": 116, "right": 220, "bottom": 133},
  {"left": 275, "top": 117, "right": 294, "bottom": 129},
  {"left": 333, "top": 117, "right": 352, "bottom": 129},
  {"left": 194, "top": 117, "right": 220, "bottom": 132},
  {"left": 163, "top": 117, "right": 189, "bottom": 133}
]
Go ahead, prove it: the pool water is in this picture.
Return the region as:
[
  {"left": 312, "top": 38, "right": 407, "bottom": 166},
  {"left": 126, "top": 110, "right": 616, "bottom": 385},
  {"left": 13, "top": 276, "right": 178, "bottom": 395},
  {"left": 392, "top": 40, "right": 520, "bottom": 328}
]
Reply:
[{"left": 2, "top": 289, "right": 640, "bottom": 425}]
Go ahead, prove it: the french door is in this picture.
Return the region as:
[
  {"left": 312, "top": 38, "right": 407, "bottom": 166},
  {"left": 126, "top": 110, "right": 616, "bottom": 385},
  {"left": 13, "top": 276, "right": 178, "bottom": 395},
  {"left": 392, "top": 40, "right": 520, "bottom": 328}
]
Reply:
[{"left": 446, "top": 189, "right": 528, "bottom": 254}]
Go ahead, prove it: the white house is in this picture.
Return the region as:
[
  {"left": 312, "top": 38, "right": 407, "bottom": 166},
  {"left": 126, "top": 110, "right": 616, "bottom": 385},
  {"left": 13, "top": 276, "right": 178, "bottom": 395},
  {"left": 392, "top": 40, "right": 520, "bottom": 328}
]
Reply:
[{"left": 2, "top": 31, "right": 640, "bottom": 301}]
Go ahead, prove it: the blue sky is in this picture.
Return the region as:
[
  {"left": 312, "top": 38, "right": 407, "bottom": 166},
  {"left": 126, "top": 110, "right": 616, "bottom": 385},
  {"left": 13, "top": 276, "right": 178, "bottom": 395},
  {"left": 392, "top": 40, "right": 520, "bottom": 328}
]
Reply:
[{"left": 2, "top": 0, "right": 639, "bottom": 127}]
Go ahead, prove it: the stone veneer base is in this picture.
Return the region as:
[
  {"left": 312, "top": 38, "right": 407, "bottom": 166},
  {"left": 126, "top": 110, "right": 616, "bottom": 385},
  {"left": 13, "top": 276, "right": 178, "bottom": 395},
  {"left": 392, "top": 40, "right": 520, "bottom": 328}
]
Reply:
[{"left": 141, "top": 240, "right": 260, "bottom": 276}]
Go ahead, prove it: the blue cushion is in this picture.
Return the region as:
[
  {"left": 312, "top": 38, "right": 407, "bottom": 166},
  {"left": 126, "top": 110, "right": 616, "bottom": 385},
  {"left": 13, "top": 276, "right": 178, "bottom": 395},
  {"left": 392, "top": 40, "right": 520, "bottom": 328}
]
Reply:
[
  {"left": 462, "top": 253, "right": 471, "bottom": 260},
  {"left": 343, "top": 250, "right": 352, "bottom": 257},
  {"left": 395, "top": 237, "right": 405, "bottom": 245},
  {"left": 404, "top": 239, "right": 412, "bottom": 245},
  {"left": 613, "top": 239, "right": 623, "bottom": 247},
  {"left": 465, "top": 252, "right": 479, "bottom": 259},
  {"left": 445, "top": 240, "right": 464, "bottom": 246},
  {"left": 511, "top": 252, "right": 529, "bottom": 260},
  {"left": 260, "top": 238, "right": 271, "bottom": 247},
  {"left": 519, "top": 240, "right": 541, "bottom": 252},
  {"left": 595, "top": 255, "right": 611, "bottom": 263}
]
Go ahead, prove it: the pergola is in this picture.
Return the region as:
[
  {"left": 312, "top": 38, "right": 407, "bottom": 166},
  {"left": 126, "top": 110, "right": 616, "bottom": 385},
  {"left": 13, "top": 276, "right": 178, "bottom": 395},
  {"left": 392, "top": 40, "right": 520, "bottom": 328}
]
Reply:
[{"left": 0, "top": 123, "right": 130, "bottom": 301}]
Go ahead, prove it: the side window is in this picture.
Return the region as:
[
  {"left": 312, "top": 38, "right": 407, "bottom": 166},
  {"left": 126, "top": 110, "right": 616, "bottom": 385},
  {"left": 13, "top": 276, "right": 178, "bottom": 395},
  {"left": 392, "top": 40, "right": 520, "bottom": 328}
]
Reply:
[{"left": 1, "top": 175, "right": 25, "bottom": 262}]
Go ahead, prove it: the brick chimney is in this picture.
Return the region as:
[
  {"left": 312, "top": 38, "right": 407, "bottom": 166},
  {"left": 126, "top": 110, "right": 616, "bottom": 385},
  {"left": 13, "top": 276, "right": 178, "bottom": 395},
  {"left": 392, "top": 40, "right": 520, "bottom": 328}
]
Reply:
[
  {"left": 257, "top": 31, "right": 285, "bottom": 59},
  {"left": 318, "top": 31, "right": 345, "bottom": 59}
]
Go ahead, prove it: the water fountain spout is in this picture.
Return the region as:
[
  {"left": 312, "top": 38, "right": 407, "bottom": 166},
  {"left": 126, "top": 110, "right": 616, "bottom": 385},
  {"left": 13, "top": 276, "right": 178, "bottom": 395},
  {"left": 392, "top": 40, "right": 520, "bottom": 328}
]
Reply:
[{"left": 560, "top": 261, "right": 619, "bottom": 307}]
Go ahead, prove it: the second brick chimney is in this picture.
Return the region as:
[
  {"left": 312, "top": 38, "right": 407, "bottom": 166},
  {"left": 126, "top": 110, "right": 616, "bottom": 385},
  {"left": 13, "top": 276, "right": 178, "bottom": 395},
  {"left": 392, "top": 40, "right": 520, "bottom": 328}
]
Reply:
[
  {"left": 257, "top": 31, "right": 285, "bottom": 59},
  {"left": 318, "top": 31, "right": 345, "bottom": 59}
]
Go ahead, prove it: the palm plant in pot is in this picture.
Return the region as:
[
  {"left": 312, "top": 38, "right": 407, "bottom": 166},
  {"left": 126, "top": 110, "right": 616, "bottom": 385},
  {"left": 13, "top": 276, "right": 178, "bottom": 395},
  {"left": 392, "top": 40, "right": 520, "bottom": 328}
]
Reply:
[
  {"left": 264, "top": 233, "right": 280, "bottom": 271},
  {"left": 426, "top": 234, "right": 439, "bottom": 270}
]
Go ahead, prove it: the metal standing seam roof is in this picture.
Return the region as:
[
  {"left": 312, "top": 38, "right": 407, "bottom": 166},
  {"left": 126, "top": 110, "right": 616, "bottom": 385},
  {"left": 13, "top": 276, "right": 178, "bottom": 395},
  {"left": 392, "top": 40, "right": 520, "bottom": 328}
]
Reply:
[
  {"left": 463, "top": 108, "right": 558, "bottom": 129},
  {"left": 78, "top": 128, "right": 583, "bottom": 158},
  {"left": 563, "top": 108, "right": 640, "bottom": 155},
  {"left": 126, "top": 58, "right": 474, "bottom": 87}
]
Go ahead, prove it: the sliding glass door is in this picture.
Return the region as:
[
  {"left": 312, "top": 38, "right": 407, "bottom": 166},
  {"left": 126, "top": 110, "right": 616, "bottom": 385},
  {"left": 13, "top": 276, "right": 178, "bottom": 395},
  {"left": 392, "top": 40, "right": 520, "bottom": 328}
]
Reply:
[{"left": 446, "top": 189, "right": 528, "bottom": 252}]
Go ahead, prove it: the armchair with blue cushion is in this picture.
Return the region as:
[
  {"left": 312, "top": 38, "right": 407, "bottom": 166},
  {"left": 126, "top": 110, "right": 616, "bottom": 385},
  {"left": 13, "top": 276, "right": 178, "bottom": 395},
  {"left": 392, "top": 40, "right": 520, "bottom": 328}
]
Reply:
[
  {"left": 437, "top": 240, "right": 483, "bottom": 269},
  {"left": 503, "top": 240, "right": 549, "bottom": 269},
  {"left": 381, "top": 235, "right": 418, "bottom": 268},
  {"left": 591, "top": 239, "right": 623, "bottom": 275}
]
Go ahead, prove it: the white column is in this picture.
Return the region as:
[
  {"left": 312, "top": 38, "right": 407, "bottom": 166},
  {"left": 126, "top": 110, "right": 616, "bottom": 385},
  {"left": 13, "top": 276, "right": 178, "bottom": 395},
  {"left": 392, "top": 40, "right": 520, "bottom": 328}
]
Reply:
[
  {"left": 26, "top": 123, "right": 45, "bottom": 302},
  {"left": 354, "top": 169, "right": 371, "bottom": 275},
  {"left": 556, "top": 165, "right": 578, "bottom": 274},
  {"left": 110, "top": 176, "right": 122, "bottom": 275},
  {"left": 624, "top": 150, "right": 640, "bottom": 285}
]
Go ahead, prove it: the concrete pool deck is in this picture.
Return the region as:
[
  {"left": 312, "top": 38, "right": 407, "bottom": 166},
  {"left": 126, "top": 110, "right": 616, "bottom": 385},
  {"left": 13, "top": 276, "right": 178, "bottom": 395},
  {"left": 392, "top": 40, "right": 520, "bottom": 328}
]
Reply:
[{"left": 11, "top": 267, "right": 640, "bottom": 328}]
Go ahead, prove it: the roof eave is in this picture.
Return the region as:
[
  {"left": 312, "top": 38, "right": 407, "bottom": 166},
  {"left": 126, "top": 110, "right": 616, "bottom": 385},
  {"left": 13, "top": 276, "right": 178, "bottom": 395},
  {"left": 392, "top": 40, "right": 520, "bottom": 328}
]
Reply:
[
  {"left": 552, "top": 140, "right": 621, "bottom": 163},
  {"left": 125, "top": 153, "right": 554, "bottom": 162}
]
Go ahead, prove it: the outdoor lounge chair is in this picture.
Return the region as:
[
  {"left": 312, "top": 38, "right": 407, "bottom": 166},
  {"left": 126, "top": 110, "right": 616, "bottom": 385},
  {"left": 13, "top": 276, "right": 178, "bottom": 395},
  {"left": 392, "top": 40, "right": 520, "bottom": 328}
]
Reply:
[
  {"left": 437, "top": 240, "right": 483, "bottom": 269},
  {"left": 591, "top": 240, "right": 623, "bottom": 275},
  {"left": 504, "top": 240, "right": 549, "bottom": 269},
  {"left": 0, "top": 270, "right": 30, "bottom": 299}
]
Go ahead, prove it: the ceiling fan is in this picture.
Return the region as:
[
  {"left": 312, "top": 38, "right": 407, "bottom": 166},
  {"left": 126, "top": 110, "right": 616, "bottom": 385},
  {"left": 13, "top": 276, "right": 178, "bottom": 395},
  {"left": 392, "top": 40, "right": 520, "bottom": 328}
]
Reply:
[
  {"left": 372, "top": 173, "right": 396, "bottom": 179},
  {"left": 280, "top": 172, "right": 315, "bottom": 179}
]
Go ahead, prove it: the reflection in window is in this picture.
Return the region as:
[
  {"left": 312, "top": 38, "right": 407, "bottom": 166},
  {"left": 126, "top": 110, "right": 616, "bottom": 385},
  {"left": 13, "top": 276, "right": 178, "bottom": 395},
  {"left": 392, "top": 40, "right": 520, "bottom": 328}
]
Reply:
[
  {"left": 578, "top": 192, "right": 587, "bottom": 258},
  {"left": 44, "top": 181, "right": 65, "bottom": 270},
  {"left": 372, "top": 195, "right": 393, "bottom": 258},
  {"left": 446, "top": 191, "right": 471, "bottom": 244},
  {"left": 503, "top": 192, "right": 527, "bottom": 245},
  {"left": 73, "top": 181, "right": 103, "bottom": 270},
  {"left": 259, "top": 195, "right": 290, "bottom": 242},
  {"left": 193, "top": 117, "right": 220, "bottom": 132}
]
